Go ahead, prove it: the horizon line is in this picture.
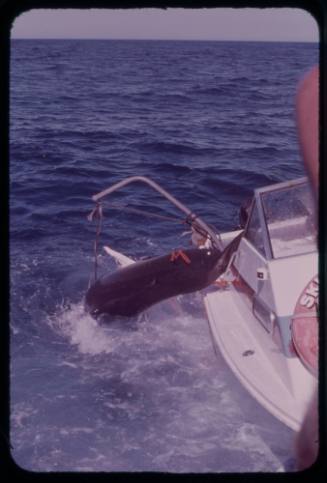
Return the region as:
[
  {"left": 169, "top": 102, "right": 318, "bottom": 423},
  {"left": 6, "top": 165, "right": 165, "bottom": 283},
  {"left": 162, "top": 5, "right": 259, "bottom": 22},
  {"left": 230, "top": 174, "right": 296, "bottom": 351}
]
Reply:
[{"left": 11, "top": 37, "right": 318, "bottom": 43}]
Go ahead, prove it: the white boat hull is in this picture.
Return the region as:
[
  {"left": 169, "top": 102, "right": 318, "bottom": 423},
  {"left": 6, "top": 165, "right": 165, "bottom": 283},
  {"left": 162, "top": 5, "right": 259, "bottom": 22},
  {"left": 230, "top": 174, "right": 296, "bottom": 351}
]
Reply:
[{"left": 204, "top": 285, "right": 316, "bottom": 431}]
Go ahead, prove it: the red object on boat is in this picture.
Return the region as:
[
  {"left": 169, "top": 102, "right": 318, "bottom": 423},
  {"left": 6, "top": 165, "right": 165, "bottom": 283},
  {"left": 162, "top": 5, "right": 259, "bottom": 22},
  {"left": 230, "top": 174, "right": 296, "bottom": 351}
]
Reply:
[{"left": 291, "top": 275, "right": 319, "bottom": 376}]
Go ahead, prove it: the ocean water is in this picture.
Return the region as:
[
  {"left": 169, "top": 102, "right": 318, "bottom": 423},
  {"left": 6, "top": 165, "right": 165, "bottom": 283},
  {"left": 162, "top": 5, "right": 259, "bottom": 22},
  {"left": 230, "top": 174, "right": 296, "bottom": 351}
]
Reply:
[{"left": 10, "top": 39, "right": 318, "bottom": 472}]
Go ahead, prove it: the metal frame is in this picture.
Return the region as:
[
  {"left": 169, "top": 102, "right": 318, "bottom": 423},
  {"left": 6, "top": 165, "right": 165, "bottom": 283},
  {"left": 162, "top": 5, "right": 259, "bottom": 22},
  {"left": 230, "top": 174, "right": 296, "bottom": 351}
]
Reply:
[
  {"left": 91, "top": 176, "right": 221, "bottom": 249},
  {"left": 254, "top": 176, "right": 308, "bottom": 195},
  {"left": 243, "top": 196, "right": 272, "bottom": 260},
  {"left": 245, "top": 177, "right": 310, "bottom": 261}
]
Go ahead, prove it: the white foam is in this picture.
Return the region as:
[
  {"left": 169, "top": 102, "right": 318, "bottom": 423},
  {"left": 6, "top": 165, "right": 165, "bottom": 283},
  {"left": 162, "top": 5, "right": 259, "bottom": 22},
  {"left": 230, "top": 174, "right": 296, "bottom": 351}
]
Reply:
[
  {"left": 11, "top": 325, "right": 20, "bottom": 335},
  {"left": 57, "top": 361, "right": 79, "bottom": 369},
  {"left": 59, "top": 427, "right": 93, "bottom": 436},
  {"left": 222, "top": 423, "right": 285, "bottom": 471},
  {"left": 49, "top": 302, "right": 115, "bottom": 355},
  {"left": 11, "top": 403, "right": 37, "bottom": 429}
]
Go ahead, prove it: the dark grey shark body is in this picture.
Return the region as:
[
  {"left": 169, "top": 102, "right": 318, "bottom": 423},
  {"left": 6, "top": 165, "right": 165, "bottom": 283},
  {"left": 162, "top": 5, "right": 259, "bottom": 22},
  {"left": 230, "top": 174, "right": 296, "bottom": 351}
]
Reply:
[{"left": 85, "top": 232, "right": 242, "bottom": 318}]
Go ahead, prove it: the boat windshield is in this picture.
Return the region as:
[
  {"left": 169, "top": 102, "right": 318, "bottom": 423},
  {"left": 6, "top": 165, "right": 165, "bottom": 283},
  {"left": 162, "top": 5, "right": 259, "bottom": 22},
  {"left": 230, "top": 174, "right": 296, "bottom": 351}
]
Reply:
[{"left": 260, "top": 182, "right": 316, "bottom": 258}]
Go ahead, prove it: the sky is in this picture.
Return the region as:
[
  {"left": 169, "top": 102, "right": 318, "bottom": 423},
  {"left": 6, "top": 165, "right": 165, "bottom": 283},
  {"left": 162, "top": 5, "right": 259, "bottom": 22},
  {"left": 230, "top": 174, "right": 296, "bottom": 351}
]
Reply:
[{"left": 11, "top": 8, "right": 319, "bottom": 42}]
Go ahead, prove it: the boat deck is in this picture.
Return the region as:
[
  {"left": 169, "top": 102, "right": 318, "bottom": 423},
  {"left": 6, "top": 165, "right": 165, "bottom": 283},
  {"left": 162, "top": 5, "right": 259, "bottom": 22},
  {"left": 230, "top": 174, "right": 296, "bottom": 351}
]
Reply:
[{"left": 204, "top": 286, "right": 316, "bottom": 431}]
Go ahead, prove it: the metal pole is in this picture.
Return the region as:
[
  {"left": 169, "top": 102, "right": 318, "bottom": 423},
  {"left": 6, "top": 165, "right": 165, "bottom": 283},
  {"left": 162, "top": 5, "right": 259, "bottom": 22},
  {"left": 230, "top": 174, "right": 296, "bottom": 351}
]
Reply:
[{"left": 92, "top": 176, "right": 220, "bottom": 248}]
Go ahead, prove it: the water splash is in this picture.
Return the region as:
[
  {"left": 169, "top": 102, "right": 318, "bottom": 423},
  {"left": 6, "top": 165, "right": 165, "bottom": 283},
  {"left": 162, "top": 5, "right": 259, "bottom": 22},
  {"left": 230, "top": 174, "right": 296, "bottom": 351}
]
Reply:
[{"left": 48, "top": 302, "right": 116, "bottom": 355}]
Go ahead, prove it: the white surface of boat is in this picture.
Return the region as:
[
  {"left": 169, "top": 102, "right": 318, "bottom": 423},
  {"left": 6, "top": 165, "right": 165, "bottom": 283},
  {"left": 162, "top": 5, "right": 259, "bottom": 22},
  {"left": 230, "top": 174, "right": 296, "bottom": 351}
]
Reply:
[
  {"left": 204, "top": 284, "right": 316, "bottom": 431},
  {"left": 204, "top": 177, "right": 318, "bottom": 431}
]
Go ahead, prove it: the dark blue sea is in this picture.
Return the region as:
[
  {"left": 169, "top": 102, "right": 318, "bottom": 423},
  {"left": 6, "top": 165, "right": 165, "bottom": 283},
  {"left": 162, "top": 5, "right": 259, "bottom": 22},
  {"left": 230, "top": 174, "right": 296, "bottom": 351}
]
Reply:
[{"left": 10, "top": 39, "right": 318, "bottom": 472}]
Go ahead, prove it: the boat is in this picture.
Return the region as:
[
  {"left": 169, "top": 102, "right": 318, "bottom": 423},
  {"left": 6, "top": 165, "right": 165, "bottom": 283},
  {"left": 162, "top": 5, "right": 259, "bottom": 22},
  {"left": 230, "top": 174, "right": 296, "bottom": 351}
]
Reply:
[
  {"left": 203, "top": 176, "right": 318, "bottom": 431},
  {"left": 86, "top": 175, "right": 318, "bottom": 432}
]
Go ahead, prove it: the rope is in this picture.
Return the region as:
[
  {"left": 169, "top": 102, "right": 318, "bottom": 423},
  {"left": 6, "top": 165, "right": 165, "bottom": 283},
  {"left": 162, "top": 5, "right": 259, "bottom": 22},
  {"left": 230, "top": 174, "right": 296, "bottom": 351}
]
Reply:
[
  {"left": 99, "top": 202, "right": 220, "bottom": 243},
  {"left": 86, "top": 200, "right": 220, "bottom": 288},
  {"left": 184, "top": 215, "right": 219, "bottom": 242},
  {"left": 100, "top": 201, "right": 184, "bottom": 223},
  {"left": 87, "top": 202, "right": 103, "bottom": 284}
]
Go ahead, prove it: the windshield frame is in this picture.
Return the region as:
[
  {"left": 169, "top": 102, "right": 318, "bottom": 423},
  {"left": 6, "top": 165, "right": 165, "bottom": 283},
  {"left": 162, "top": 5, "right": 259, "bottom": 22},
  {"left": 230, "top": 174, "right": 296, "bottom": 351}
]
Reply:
[
  {"left": 244, "top": 177, "right": 315, "bottom": 261},
  {"left": 260, "top": 177, "right": 315, "bottom": 260},
  {"left": 244, "top": 196, "right": 272, "bottom": 260}
]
